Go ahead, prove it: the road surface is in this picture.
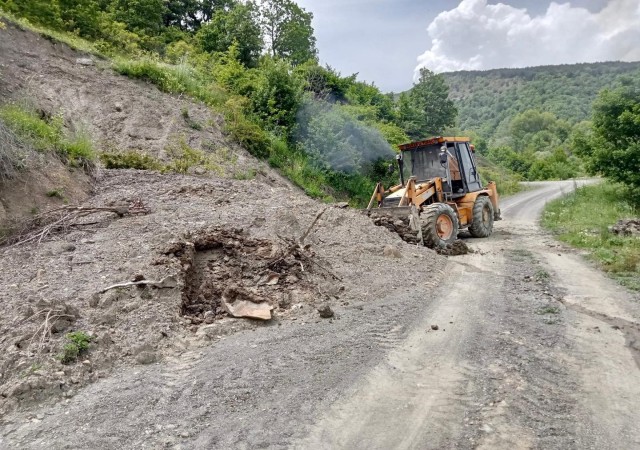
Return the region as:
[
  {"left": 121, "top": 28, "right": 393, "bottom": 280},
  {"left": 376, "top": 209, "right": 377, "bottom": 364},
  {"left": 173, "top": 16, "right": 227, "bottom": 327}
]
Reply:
[{"left": 3, "top": 180, "right": 640, "bottom": 449}]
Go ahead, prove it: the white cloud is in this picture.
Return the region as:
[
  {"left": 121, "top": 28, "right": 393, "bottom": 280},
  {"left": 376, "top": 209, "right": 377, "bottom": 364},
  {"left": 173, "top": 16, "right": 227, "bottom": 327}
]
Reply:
[{"left": 415, "top": 0, "right": 640, "bottom": 75}]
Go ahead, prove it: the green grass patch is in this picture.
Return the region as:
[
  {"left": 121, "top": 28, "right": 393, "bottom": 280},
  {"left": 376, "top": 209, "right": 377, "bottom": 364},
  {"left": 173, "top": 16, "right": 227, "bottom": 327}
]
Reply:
[
  {"left": 0, "top": 104, "right": 95, "bottom": 166},
  {"left": 542, "top": 182, "right": 640, "bottom": 290}
]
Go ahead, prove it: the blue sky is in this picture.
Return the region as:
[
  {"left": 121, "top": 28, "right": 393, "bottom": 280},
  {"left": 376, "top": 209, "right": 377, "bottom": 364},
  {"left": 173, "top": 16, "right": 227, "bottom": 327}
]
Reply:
[{"left": 296, "top": 0, "right": 637, "bottom": 92}]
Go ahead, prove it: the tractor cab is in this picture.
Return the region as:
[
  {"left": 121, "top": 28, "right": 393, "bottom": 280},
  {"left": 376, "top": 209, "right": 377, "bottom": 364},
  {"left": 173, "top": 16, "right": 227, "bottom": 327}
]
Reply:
[{"left": 397, "top": 137, "right": 482, "bottom": 198}]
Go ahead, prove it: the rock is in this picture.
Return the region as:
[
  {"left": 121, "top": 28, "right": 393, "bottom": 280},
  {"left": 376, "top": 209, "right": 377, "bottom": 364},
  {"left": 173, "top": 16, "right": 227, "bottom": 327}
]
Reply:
[
  {"left": 431, "top": 324, "right": 439, "bottom": 330},
  {"left": 62, "top": 243, "right": 76, "bottom": 252},
  {"left": 75, "top": 58, "right": 94, "bottom": 66},
  {"left": 203, "top": 311, "right": 215, "bottom": 324},
  {"left": 317, "top": 304, "right": 334, "bottom": 319},
  {"left": 193, "top": 167, "right": 207, "bottom": 175},
  {"left": 222, "top": 299, "right": 272, "bottom": 321},
  {"left": 114, "top": 102, "right": 123, "bottom": 112},
  {"left": 135, "top": 351, "right": 158, "bottom": 365},
  {"left": 221, "top": 287, "right": 272, "bottom": 320},
  {"left": 383, "top": 245, "right": 402, "bottom": 258}
]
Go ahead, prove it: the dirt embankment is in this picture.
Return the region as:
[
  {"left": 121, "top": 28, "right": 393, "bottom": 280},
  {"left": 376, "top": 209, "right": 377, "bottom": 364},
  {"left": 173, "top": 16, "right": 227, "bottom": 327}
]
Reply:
[
  {"left": 0, "top": 22, "right": 447, "bottom": 415},
  {"left": 0, "top": 20, "right": 279, "bottom": 227}
]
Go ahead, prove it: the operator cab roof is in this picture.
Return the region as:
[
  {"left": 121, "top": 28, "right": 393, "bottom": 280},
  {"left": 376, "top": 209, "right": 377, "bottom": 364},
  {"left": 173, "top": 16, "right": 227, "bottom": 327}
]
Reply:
[{"left": 398, "top": 136, "right": 470, "bottom": 151}]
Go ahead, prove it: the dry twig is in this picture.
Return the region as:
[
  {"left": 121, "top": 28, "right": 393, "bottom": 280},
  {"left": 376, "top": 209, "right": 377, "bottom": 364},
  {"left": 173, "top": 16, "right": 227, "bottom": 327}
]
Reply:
[{"left": 2, "top": 199, "right": 150, "bottom": 247}]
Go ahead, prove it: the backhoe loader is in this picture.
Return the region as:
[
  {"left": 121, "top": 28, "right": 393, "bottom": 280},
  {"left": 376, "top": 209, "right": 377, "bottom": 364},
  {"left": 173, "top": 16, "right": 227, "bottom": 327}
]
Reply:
[{"left": 366, "top": 136, "right": 501, "bottom": 248}]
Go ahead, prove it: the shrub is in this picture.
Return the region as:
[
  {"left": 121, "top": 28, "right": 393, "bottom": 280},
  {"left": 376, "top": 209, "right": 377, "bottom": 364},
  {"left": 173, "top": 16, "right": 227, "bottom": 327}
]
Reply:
[
  {"left": 100, "top": 151, "right": 162, "bottom": 170},
  {"left": 59, "top": 331, "right": 92, "bottom": 364}
]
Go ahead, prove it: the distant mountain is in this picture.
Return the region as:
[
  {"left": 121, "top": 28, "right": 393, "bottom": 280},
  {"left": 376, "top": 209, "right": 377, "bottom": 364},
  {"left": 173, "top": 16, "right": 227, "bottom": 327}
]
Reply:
[{"left": 443, "top": 61, "right": 640, "bottom": 140}]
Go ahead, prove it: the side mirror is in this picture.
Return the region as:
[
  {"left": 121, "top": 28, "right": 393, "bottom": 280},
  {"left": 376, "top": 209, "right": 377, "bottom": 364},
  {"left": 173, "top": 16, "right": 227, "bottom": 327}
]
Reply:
[
  {"left": 439, "top": 151, "right": 448, "bottom": 165},
  {"left": 388, "top": 163, "right": 395, "bottom": 174}
]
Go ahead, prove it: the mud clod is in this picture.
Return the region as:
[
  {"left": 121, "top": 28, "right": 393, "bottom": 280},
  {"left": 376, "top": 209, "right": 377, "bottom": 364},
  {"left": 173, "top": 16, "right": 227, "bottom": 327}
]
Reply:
[
  {"left": 317, "top": 304, "right": 334, "bottom": 319},
  {"left": 436, "top": 240, "right": 472, "bottom": 256}
]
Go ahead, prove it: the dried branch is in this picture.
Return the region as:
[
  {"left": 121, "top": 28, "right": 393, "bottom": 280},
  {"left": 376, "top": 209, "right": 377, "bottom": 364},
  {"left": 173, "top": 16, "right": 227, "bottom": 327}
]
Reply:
[{"left": 2, "top": 199, "right": 150, "bottom": 247}]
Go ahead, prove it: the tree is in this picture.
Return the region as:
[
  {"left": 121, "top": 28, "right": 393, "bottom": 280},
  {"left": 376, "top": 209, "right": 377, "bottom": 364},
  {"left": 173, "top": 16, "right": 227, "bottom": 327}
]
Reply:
[
  {"left": 163, "top": 0, "right": 234, "bottom": 30},
  {"left": 196, "top": 1, "right": 263, "bottom": 67},
  {"left": 111, "top": 0, "right": 166, "bottom": 35},
  {"left": 574, "top": 81, "right": 640, "bottom": 190},
  {"left": 405, "top": 68, "right": 457, "bottom": 139},
  {"left": 259, "top": 0, "right": 317, "bottom": 65}
]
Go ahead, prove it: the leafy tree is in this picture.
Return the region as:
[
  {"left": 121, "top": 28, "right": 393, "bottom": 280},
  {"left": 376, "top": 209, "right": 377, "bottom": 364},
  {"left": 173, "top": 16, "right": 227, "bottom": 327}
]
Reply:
[
  {"left": 0, "top": 0, "right": 63, "bottom": 28},
  {"left": 405, "top": 68, "right": 457, "bottom": 139},
  {"left": 259, "top": 0, "right": 317, "bottom": 65},
  {"left": 163, "top": 0, "right": 234, "bottom": 30},
  {"left": 250, "top": 57, "right": 304, "bottom": 132},
  {"left": 58, "top": 0, "right": 103, "bottom": 37},
  {"left": 111, "top": 0, "right": 166, "bottom": 35},
  {"left": 574, "top": 81, "right": 640, "bottom": 190},
  {"left": 196, "top": 1, "right": 262, "bottom": 67}
]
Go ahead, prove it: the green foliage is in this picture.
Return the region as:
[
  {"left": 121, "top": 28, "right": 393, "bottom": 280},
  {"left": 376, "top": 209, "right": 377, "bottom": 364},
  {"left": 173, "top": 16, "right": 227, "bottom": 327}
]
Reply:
[
  {"left": 259, "top": 0, "right": 317, "bottom": 65},
  {"left": 445, "top": 62, "right": 640, "bottom": 141},
  {"left": 100, "top": 151, "right": 163, "bottom": 170},
  {"left": 574, "top": 80, "right": 640, "bottom": 192},
  {"left": 196, "top": 1, "right": 262, "bottom": 67},
  {"left": 250, "top": 56, "right": 303, "bottom": 132},
  {"left": 163, "top": 137, "right": 223, "bottom": 174},
  {"left": 0, "top": 104, "right": 95, "bottom": 165},
  {"left": 403, "top": 68, "right": 457, "bottom": 139},
  {"left": 542, "top": 182, "right": 640, "bottom": 290},
  {"left": 59, "top": 331, "right": 92, "bottom": 364},
  {"left": 46, "top": 187, "right": 65, "bottom": 198}
]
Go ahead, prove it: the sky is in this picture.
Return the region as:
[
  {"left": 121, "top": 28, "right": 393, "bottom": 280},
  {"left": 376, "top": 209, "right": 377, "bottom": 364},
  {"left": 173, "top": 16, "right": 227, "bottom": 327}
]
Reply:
[{"left": 295, "top": 0, "right": 640, "bottom": 93}]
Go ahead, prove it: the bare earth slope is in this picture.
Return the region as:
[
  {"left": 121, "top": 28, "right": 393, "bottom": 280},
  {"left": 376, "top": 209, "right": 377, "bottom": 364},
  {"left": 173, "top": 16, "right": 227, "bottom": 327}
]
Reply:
[
  {"left": 0, "top": 20, "right": 447, "bottom": 430},
  {"left": 3, "top": 176, "right": 640, "bottom": 449}
]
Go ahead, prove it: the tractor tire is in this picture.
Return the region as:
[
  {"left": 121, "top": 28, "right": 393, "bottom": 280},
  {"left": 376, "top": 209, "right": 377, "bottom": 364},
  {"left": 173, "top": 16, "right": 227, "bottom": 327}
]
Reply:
[
  {"left": 422, "top": 203, "right": 459, "bottom": 248},
  {"left": 469, "top": 195, "right": 494, "bottom": 238}
]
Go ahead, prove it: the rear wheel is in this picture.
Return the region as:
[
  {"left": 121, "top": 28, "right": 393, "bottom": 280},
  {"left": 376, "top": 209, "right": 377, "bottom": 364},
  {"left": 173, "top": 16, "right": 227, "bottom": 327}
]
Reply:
[
  {"left": 422, "top": 203, "right": 459, "bottom": 248},
  {"left": 469, "top": 196, "right": 494, "bottom": 238}
]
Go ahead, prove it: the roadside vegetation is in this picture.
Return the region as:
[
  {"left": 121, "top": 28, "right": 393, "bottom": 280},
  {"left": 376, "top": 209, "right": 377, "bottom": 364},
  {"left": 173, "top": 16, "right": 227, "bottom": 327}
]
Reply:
[
  {"left": 542, "top": 78, "right": 640, "bottom": 290},
  {"left": 542, "top": 182, "right": 640, "bottom": 290}
]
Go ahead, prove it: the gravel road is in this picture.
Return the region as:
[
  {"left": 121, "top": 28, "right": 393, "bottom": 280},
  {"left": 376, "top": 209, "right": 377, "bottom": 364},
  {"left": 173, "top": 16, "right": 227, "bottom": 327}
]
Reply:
[{"left": 3, "top": 180, "right": 640, "bottom": 449}]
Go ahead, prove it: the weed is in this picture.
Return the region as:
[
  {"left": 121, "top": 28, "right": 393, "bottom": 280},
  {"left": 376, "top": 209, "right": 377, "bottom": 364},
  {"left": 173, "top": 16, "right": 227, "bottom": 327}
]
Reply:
[
  {"left": 537, "top": 305, "right": 560, "bottom": 315},
  {"left": 181, "top": 107, "right": 202, "bottom": 130},
  {"left": 46, "top": 188, "right": 64, "bottom": 199},
  {"left": 164, "top": 137, "right": 223, "bottom": 175},
  {"left": 100, "top": 151, "right": 163, "bottom": 170},
  {"left": 58, "top": 331, "right": 92, "bottom": 364},
  {"left": 233, "top": 168, "right": 257, "bottom": 180},
  {"left": 535, "top": 269, "right": 550, "bottom": 281}
]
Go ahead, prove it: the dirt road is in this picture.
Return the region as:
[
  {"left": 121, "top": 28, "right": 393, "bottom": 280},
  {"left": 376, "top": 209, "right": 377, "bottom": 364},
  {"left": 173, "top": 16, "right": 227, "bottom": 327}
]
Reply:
[{"left": 3, "top": 180, "right": 640, "bottom": 449}]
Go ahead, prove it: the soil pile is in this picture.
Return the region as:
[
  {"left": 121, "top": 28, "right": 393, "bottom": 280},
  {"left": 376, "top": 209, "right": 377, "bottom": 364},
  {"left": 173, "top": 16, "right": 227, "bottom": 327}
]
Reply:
[{"left": 610, "top": 219, "right": 640, "bottom": 237}]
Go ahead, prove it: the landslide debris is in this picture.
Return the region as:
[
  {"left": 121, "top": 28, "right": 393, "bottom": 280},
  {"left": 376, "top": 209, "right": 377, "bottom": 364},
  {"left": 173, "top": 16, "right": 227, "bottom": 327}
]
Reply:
[{"left": 171, "top": 228, "right": 317, "bottom": 323}]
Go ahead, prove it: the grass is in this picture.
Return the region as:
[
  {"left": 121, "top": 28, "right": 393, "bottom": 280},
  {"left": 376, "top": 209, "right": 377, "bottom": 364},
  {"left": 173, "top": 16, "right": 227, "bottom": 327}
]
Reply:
[
  {"left": 0, "top": 104, "right": 95, "bottom": 166},
  {"left": 477, "top": 156, "right": 523, "bottom": 196},
  {"left": 59, "top": 331, "right": 92, "bottom": 364},
  {"left": 542, "top": 182, "right": 640, "bottom": 290}
]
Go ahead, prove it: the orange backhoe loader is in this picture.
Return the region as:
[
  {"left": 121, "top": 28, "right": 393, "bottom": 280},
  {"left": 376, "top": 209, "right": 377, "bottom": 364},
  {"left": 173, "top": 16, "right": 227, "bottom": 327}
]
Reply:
[{"left": 366, "top": 136, "right": 501, "bottom": 248}]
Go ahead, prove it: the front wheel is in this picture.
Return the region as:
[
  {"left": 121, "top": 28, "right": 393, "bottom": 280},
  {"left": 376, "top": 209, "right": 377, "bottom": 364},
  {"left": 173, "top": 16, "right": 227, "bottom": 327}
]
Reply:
[
  {"left": 469, "top": 196, "right": 494, "bottom": 238},
  {"left": 422, "top": 203, "right": 459, "bottom": 248}
]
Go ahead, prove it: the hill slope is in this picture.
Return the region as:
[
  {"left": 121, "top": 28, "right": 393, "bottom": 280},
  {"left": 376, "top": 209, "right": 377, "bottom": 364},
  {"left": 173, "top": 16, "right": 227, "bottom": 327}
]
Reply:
[{"left": 444, "top": 61, "right": 640, "bottom": 139}]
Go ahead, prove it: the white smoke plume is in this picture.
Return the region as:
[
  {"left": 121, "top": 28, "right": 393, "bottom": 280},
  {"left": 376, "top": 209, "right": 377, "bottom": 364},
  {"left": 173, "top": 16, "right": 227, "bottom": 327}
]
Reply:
[{"left": 416, "top": 0, "right": 640, "bottom": 74}]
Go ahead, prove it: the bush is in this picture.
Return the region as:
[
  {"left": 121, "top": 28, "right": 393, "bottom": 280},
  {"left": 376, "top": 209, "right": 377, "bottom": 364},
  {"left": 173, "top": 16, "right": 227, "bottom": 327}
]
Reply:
[
  {"left": 59, "top": 331, "right": 92, "bottom": 364},
  {"left": 100, "top": 151, "right": 162, "bottom": 170}
]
